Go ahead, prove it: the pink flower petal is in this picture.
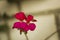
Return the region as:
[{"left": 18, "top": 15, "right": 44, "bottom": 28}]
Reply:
[
  {"left": 21, "top": 22, "right": 27, "bottom": 29},
  {"left": 29, "top": 23, "right": 36, "bottom": 31},
  {"left": 13, "top": 22, "right": 29, "bottom": 31},
  {"left": 24, "top": 25, "right": 29, "bottom": 31},
  {"left": 26, "top": 15, "right": 33, "bottom": 23},
  {"left": 15, "top": 12, "right": 26, "bottom": 21},
  {"left": 21, "top": 22, "right": 29, "bottom": 31},
  {"left": 13, "top": 22, "right": 22, "bottom": 29}
]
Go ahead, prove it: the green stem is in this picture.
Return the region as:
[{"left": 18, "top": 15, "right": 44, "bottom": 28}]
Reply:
[{"left": 24, "top": 33, "right": 29, "bottom": 40}]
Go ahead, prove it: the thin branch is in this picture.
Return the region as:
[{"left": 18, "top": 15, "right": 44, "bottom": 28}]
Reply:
[
  {"left": 45, "top": 27, "right": 60, "bottom": 40},
  {"left": 24, "top": 33, "right": 29, "bottom": 40}
]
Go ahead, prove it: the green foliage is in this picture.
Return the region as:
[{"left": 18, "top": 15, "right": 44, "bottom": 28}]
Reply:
[
  {"left": 0, "top": 24, "right": 9, "bottom": 32},
  {"left": 7, "top": 0, "right": 21, "bottom": 3}
]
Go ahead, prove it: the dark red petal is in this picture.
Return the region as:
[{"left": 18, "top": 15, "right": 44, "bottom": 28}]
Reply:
[{"left": 20, "top": 29, "right": 23, "bottom": 35}]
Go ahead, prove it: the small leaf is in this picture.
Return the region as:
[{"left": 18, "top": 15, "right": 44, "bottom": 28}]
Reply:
[{"left": 32, "top": 19, "right": 37, "bottom": 22}]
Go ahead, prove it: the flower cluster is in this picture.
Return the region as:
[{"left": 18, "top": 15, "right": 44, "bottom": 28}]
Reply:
[{"left": 13, "top": 12, "right": 37, "bottom": 34}]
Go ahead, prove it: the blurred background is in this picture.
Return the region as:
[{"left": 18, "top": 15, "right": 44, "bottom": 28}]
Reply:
[{"left": 0, "top": 0, "right": 60, "bottom": 40}]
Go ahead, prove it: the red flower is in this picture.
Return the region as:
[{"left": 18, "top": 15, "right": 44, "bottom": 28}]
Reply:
[
  {"left": 13, "top": 12, "right": 37, "bottom": 34},
  {"left": 15, "top": 12, "right": 26, "bottom": 21}
]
